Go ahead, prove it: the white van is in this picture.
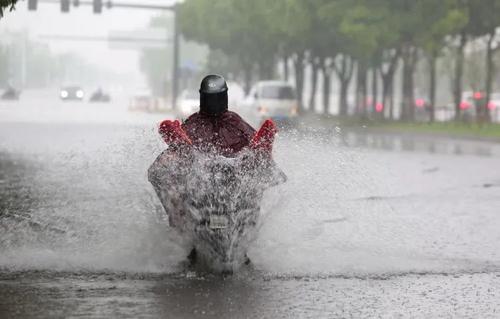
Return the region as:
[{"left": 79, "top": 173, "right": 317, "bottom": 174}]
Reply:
[{"left": 245, "top": 81, "right": 299, "bottom": 122}]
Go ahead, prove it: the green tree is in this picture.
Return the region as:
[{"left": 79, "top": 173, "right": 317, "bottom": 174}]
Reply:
[
  {"left": 418, "top": 0, "right": 467, "bottom": 122},
  {"left": 466, "top": 0, "right": 500, "bottom": 122},
  {"left": 0, "top": 0, "right": 17, "bottom": 18},
  {"left": 320, "top": 0, "right": 400, "bottom": 118},
  {"left": 180, "top": 0, "right": 279, "bottom": 94},
  {"left": 256, "top": 0, "right": 315, "bottom": 110}
]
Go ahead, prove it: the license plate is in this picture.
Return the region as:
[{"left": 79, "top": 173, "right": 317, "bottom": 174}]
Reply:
[{"left": 209, "top": 215, "right": 228, "bottom": 230}]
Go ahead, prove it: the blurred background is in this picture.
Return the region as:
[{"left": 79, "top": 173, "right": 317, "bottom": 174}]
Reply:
[{"left": 2, "top": 0, "right": 500, "bottom": 130}]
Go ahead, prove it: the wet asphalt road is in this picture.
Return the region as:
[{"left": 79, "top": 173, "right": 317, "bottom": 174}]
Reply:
[
  {"left": 1, "top": 270, "right": 499, "bottom": 318},
  {"left": 1, "top": 92, "right": 500, "bottom": 318}
]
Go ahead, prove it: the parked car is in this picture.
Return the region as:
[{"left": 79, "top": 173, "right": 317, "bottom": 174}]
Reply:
[
  {"left": 60, "top": 86, "right": 84, "bottom": 101},
  {"left": 244, "top": 81, "right": 299, "bottom": 123}
]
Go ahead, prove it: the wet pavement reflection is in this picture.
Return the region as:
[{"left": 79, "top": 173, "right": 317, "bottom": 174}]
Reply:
[{"left": 341, "top": 130, "right": 498, "bottom": 157}]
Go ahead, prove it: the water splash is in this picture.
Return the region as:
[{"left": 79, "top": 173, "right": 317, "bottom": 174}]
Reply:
[
  {"left": 1, "top": 123, "right": 499, "bottom": 277},
  {"left": 148, "top": 148, "right": 285, "bottom": 272}
]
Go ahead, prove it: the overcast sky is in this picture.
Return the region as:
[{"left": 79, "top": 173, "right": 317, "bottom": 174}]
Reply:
[{"left": 0, "top": 0, "right": 177, "bottom": 78}]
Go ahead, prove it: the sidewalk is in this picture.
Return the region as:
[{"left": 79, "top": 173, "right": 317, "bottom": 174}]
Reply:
[{"left": 297, "top": 113, "right": 500, "bottom": 144}]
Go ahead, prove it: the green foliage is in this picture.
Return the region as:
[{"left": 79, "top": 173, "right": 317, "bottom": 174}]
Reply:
[
  {"left": 180, "top": 0, "right": 282, "bottom": 72},
  {"left": 204, "top": 49, "right": 242, "bottom": 77},
  {"left": 178, "top": 0, "right": 500, "bottom": 121},
  {"left": 465, "top": 0, "right": 500, "bottom": 37},
  {"left": 177, "top": 0, "right": 499, "bottom": 71},
  {"left": 0, "top": 0, "right": 17, "bottom": 18}
]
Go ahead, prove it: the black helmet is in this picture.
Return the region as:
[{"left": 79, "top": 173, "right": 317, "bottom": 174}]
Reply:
[{"left": 199, "top": 74, "right": 228, "bottom": 116}]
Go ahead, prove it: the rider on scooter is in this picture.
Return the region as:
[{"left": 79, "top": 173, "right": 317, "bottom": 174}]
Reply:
[
  {"left": 150, "top": 75, "right": 278, "bottom": 266},
  {"left": 157, "top": 74, "right": 276, "bottom": 157}
]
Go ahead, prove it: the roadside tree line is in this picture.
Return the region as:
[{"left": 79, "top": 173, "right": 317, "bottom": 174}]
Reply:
[
  {"left": 179, "top": 0, "right": 500, "bottom": 123},
  {"left": 0, "top": 0, "right": 17, "bottom": 18}
]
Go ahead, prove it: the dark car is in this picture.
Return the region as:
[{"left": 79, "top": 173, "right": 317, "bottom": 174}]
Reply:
[
  {"left": 1, "top": 86, "right": 21, "bottom": 100},
  {"left": 60, "top": 86, "right": 85, "bottom": 101},
  {"left": 89, "top": 88, "right": 111, "bottom": 103}
]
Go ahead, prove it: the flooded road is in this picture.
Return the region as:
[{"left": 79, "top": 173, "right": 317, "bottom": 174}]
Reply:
[
  {"left": 1, "top": 270, "right": 500, "bottom": 318},
  {"left": 1, "top": 92, "right": 500, "bottom": 317}
]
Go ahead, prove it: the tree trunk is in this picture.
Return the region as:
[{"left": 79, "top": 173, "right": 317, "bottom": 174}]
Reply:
[
  {"left": 381, "top": 74, "right": 391, "bottom": 119},
  {"left": 401, "top": 45, "right": 417, "bottom": 121},
  {"left": 258, "top": 58, "right": 275, "bottom": 80},
  {"left": 484, "top": 32, "right": 495, "bottom": 123},
  {"left": 334, "top": 54, "right": 354, "bottom": 117},
  {"left": 372, "top": 68, "right": 378, "bottom": 108},
  {"left": 453, "top": 32, "right": 466, "bottom": 121},
  {"left": 339, "top": 79, "right": 349, "bottom": 116},
  {"left": 258, "top": 62, "right": 265, "bottom": 81},
  {"left": 378, "top": 48, "right": 400, "bottom": 120},
  {"left": 355, "top": 62, "right": 368, "bottom": 118},
  {"left": 283, "top": 53, "right": 289, "bottom": 82},
  {"left": 293, "top": 52, "right": 305, "bottom": 112},
  {"left": 309, "top": 58, "right": 319, "bottom": 112},
  {"left": 243, "top": 64, "right": 252, "bottom": 95},
  {"left": 389, "top": 82, "right": 395, "bottom": 120},
  {"left": 428, "top": 50, "right": 437, "bottom": 122},
  {"left": 321, "top": 64, "right": 331, "bottom": 115}
]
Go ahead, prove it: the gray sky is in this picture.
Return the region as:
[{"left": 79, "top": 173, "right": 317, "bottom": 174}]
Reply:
[{"left": 0, "top": 0, "right": 177, "bottom": 80}]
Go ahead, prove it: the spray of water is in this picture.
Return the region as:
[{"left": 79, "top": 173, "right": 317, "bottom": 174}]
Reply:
[
  {"left": 2, "top": 122, "right": 496, "bottom": 277},
  {"left": 148, "top": 147, "right": 286, "bottom": 272}
]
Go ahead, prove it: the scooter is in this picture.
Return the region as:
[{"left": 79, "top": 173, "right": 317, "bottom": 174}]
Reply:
[{"left": 148, "top": 120, "right": 286, "bottom": 272}]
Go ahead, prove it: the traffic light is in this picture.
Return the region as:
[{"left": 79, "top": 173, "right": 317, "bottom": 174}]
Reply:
[
  {"left": 93, "top": 0, "right": 102, "bottom": 14},
  {"left": 28, "top": 0, "right": 38, "bottom": 11},
  {"left": 61, "top": 0, "right": 70, "bottom": 13}
]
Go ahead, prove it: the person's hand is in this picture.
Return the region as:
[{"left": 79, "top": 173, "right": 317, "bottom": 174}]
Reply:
[
  {"left": 159, "top": 120, "right": 192, "bottom": 146},
  {"left": 250, "top": 119, "right": 277, "bottom": 155}
]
